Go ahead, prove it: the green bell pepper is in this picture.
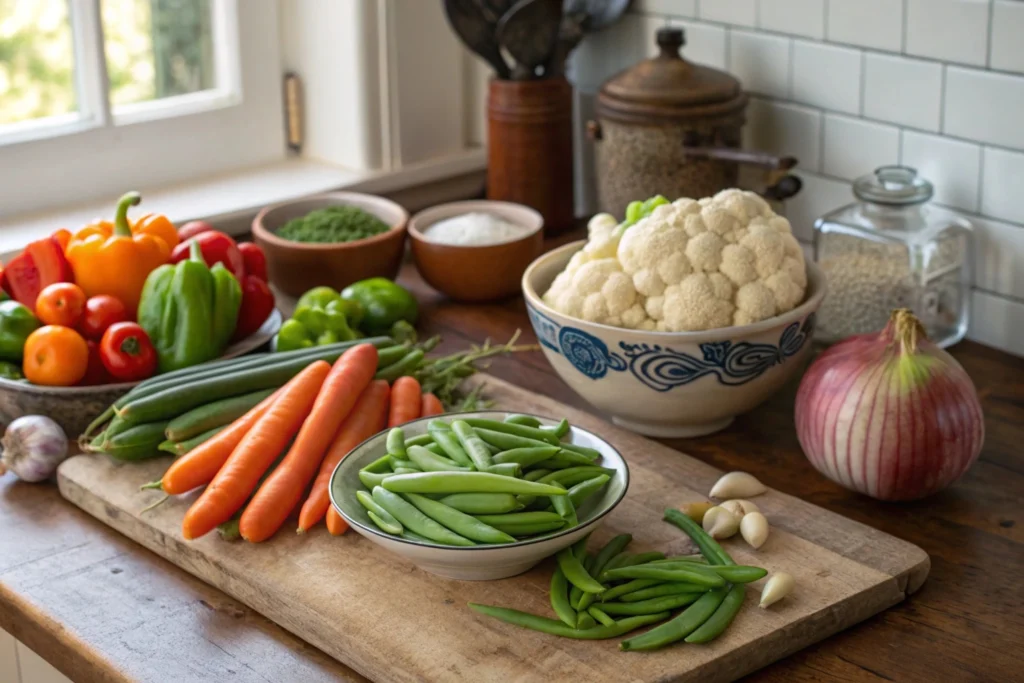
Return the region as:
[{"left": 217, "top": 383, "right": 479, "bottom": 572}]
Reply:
[
  {"left": 0, "top": 300, "right": 40, "bottom": 362},
  {"left": 276, "top": 285, "right": 364, "bottom": 352},
  {"left": 276, "top": 319, "right": 314, "bottom": 352},
  {"left": 138, "top": 240, "right": 242, "bottom": 373},
  {"left": 340, "top": 277, "right": 417, "bottom": 336},
  {"left": 296, "top": 286, "right": 339, "bottom": 311}
]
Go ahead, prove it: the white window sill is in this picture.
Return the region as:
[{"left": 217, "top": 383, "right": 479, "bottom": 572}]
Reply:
[{"left": 0, "top": 150, "right": 485, "bottom": 259}]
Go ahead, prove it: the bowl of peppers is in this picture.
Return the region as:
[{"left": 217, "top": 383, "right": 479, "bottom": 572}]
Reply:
[{"left": 0, "top": 192, "right": 282, "bottom": 438}]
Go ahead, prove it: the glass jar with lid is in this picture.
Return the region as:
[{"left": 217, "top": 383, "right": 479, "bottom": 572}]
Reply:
[{"left": 813, "top": 166, "right": 973, "bottom": 347}]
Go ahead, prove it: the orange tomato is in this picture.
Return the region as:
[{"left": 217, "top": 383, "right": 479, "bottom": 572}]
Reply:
[
  {"left": 23, "top": 326, "right": 90, "bottom": 386},
  {"left": 36, "top": 282, "right": 87, "bottom": 327}
]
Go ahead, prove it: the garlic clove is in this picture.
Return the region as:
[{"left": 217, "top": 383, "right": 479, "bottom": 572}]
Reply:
[
  {"left": 740, "top": 511, "right": 769, "bottom": 549},
  {"left": 710, "top": 471, "right": 768, "bottom": 499},
  {"left": 679, "top": 500, "right": 714, "bottom": 524},
  {"left": 702, "top": 505, "right": 740, "bottom": 539},
  {"left": 760, "top": 571, "right": 795, "bottom": 608},
  {"left": 720, "top": 499, "right": 760, "bottom": 517}
]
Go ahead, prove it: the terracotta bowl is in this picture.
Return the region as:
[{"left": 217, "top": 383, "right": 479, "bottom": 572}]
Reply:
[
  {"left": 408, "top": 201, "right": 543, "bottom": 302},
  {"left": 252, "top": 192, "right": 409, "bottom": 297}
]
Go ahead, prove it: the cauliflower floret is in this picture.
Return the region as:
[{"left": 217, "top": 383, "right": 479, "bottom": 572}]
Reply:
[{"left": 543, "top": 190, "right": 807, "bottom": 332}]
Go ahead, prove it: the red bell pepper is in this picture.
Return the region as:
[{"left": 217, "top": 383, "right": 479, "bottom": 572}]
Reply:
[
  {"left": 170, "top": 231, "right": 245, "bottom": 282},
  {"left": 231, "top": 275, "right": 275, "bottom": 341},
  {"left": 177, "top": 220, "right": 215, "bottom": 241},
  {"left": 1, "top": 236, "right": 74, "bottom": 312},
  {"left": 238, "top": 242, "right": 267, "bottom": 282}
]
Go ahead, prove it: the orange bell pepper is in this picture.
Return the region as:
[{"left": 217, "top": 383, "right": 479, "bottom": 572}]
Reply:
[{"left": 66, "top": 192, "right": 176, "bottom": 314}]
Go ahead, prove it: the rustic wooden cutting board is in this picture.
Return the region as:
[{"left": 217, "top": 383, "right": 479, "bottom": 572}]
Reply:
[{"left": 57, "top": 374, "right": 929, "bottom": 683}]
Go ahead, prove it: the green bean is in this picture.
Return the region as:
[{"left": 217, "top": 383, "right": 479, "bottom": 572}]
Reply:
[
  {"left": 600, "top": 592, "right": 701, "bottom": 616},
  {"left": 543, "top": 418, "right": 571, "bottom": 438},
  {"left": 556, "top": 547, "right": 604, "bottom": 593},
  {"left": 359, "top": 470, "right": 395, "bottom": 488},
  {"left": 393, "top": 467, "right": 419, "bottom": 474},
  {"left": 618, "top": 587, "right": 728, "bottom": 652},
  {"left": 663, "top": 508, "right": 733, "bottom": 566},
  {"left": 577, "top": 533, "right": 632, "bottom": 611},
  {"left": 534, "top": 450, "right": 597, "bottom": 469},
  {"left": 482, "top": 440, "right": 502, "bottom": 455},
  {"left": 483, "top": 463, "right": 521, "bottom": 477},
  {"left": 503, "top": 414, "right": 542, "bottom": 428},
  {"left": 404, "top": 493, "right": 515, "bottom": 544},
  {"left": 386, "top": 428, "right": 407, "bottom": 458},
  {"left": 473, "top": 427, "right": 550, "bottom": 451},
  {"left": 587, "top": 606, "right": 616, "bottom": 627},
  {"left": 360, "top": 454, "right": 394, "bottom": 474},
  {"left": 460, "top": 418, "right": 561, "bottom": 445},
  {"left": 620, "top": 583, "right": 706, "bottom": 602},
  {"left": 648, "top": 555, "right": 707, "bottom": 565},
  {"left": 382, "top": 472, "right": 568, "bottom": 496},
  {"left": 407, "top": 445, "right": 471, "bottom": 473},
  {"left": 474, "top": 511, "right": 565, "bottom": 526},
  {"left": 491, "top": 446, "right": 560, "bottom": 467},
  {"left": 489, "top": 520, "right": 566, "bottom": 536},
  {"left": 518, "top": 469, "right": 550, "bottom": 507},
  {"left": 405, "top": 433, "right": 434, "bottom": 448},
  {"left": 652, "top": 563, "right": 767, "bottom": 584},
  {"left": 576, "top": 612, "right": 596, "bottom": 630},
  {"left": 602, "top": 565, "right": 726, "bottom": 588},
  {"left": 375, "top": 349, "right": 425, "bottom": 382},
  {"left": 549, "top": 482, "right": 578, "bottom": 527},
  {"left": 599, "top": 579, "right": 661, "bottom": 602},
  {"left": 538, "top": 467, "right": 617, "bottom": 487},
  {"left": 568, "top": 546, "right": 590, "bottom": 610},
  {"left": 371, "top": 487, "right": 474, "bottom": 546},
  {"left": 684, "top": 584, "right": 746, "bottom": 644},
  {"left": 599, "top": 552, "right": 666, "bottom": 579},
  {"left": 427, "top": 421, "right": 473, "bottom": 466},
  {"left": 437, "top": 493, "right": 521, "bottom": 515},
  {"left": 356, "top": 490, "right": 403, "bottom": 535},
  {"left": 451, "top": 420, "right": 494, "bottom": 470},
  {"left": 401, "top": 529, "right": 430, "bottom": 542},
  {"left": 550, "top": 567, "right": 576, "bottom": 627},
  {"left": 468, "top": 604, "right": 670, "bottom": 640},
  {"left": 557, "top": 441, "right": 602, "bottom": 461},
  {"left": 568, "top": 475, "right": 611, "bottom": 508}
]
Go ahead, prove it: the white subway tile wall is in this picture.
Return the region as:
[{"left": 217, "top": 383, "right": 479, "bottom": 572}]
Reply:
[{"left": 605, "top": 0, "right": 1024, "bottom": 356}]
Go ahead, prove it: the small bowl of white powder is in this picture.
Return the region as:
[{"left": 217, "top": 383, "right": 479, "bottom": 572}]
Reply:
[{"left": 409, "top": 200, "right": 544, "bottom": 302}]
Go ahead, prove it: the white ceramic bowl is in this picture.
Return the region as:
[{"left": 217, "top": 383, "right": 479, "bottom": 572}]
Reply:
[
  {"left": 522, "top": 241, "right": 826, "bottom": 438},
  {"left": 328, "top": 410, "right": 629, "bottom": 580}
]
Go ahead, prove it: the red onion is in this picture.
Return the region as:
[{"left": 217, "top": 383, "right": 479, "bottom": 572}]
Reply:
[{"left": 795, "top": 309, "right": 983, "bottom": 501}]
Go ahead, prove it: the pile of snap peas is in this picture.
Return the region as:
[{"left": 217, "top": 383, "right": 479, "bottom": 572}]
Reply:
[
  {"left": 354, "top": 414, "right": 617, "bottom": 545},
  {"left": 469, "top": 509, "right": 766, "bottom": 651}
]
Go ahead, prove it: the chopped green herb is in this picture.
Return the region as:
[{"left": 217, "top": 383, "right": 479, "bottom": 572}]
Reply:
[{"left": 277, "top": 206, "right": 390, "bottom": 244}]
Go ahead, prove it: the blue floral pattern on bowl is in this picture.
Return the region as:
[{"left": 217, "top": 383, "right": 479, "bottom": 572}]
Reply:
[{"left": 528, "top": 304, "right": 814, "bottom": 391}]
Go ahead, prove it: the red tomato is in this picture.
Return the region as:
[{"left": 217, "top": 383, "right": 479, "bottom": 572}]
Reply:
[
  {"left": 178, "top": 220, "right": 215, "bottom": 241},
  {"left": 80, "top": 295, "right": 129, "bottom": 340},
  {"left": 99, "top": 322, "right": 157, "bottom": 381},
  {"left": 80, "top": 340, "right": 114, "bottom": 385},
  {"left": 35, "top": 282, "right": 87, "bottom": 327},
  {"left": 238, "top": 242, "right": 267, "bottom": 281}
]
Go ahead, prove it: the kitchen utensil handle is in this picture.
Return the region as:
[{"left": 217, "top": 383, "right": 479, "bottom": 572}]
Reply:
[{"left": 681, "top": 145, "right": 797, "bottom": 171}]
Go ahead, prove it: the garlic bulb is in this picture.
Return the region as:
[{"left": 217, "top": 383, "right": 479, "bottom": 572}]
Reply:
[
  {"left": 720, "top": 499, "right": 760, "bottom": 517},
  {"left": 740, "top": 511, "right": 769, "bottom": 549},
  {"left": 702, "top": 505, "right": 739, "bottom": 539},
  {"left": 709, "top": 471, "right": 768, "bottom": 499},
  {"left": 679, "top": 501, "right": 713, "bottom": 523},
  {"left": 760, "top": 572, "right": 795, "bottom": 608}
]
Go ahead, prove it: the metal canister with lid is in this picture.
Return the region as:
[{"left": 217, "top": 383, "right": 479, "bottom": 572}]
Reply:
[
  {"left": 814, "top": 166, "right": 974, "bottom": 347},
  {"left": 587, "top": 27, "right": 800, "bottom": 218}
]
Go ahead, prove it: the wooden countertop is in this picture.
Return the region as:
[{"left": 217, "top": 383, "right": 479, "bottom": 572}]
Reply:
[{"left": 2, "top": 243, "right": 1022, "bottom": 683}]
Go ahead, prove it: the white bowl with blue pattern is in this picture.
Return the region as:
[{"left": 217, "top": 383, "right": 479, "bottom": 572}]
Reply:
[{"left": 522, "top": 241, "right": 826, "bottom": 438}]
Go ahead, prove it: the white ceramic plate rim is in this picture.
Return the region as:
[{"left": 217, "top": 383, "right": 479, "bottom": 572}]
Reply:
[{"left": 329, "top": 410, "right": 630, "bottom": 551}]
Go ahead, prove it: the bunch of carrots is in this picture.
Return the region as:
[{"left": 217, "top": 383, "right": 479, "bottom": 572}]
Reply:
[{"left": 154, "top": 343, "right": 446, "bottom": 542}]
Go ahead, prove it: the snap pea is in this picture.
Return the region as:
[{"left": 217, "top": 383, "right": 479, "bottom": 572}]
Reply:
[
  {"left": 685, "top": 585, "right": 746, "bottom": 644},
  {"left": 405, "top": 433, "right": 434, "bottom": 448},
  {"left": 356, "top": 490, "right": 403, "bottom": 535},
  {"left": 599, "top": 579, "right": 661, "bottom": 603},
  {"left": 427, "top": 421, "right": 473, "bottom": 466},
  {"left": 401, "top": 529, "right": 431, "bottom": 542},
  {"left": 386, "top": 428, "right": 407, "bottom": 458},
  {"left": 381, "top": 472, "right": 568, "bottom": 496},
  {"left": 469, "top": 604, "right": 670, "bottom": 640},
  {"left": 404, "top": 493, "right": 515, "bottom": 544},
  {"left": 482, "top": 440, "right": 502, "bottom": 455},
  {"left": 556, "top": 546, "right": 605, "bottom": 593},
  {"left": 557, "top": 441, "right": 602, "bottom": 461},
  {"left": 550, "top": 567, "right": 577, "bottom": 627},
  {"left": 600, "top": 592, "right": 702, "bottom": 616},
  {"left": 474, "top": 511, "right": 565, "bottom": 526},
  {"left": 424, "top": 442, "right": 446, "bottom": 456},
  {"left": 460, "top": 418, "right": 561, "bottom": 446},
  {"left": 549, "top": 482, "right": 578, "bottom": 527},
  {"left": 534, "top": 450, "right": 597, "bottom": 469},
  {"left": 371, "top": 487, "right": 474, "bottom": 546},
  {"left": 538, "top": 467, "right": 616, "bottom": 487},
  {"left": 361, "top": 454, "right": 394, "bottom": 474},
  {"left": 488, "top": 520, "right": 566, "bottom": 536},
  {"left": 483, "top": 463, "right": 521, "bottom": 477},
  {"left": 602, "top": 565, "right": 726, "bottom": 588},
  {"left": 618, "top": 587, "right": 728, "bottom": 652},
  {"left": 587, "top": 606, "right": 616, "bottom": 627},
  {"left": 407, "top": 445, "right": 471, "bottom": 473},
  {"left": 375, "top": 349, "right": 425, "bottom": 382},
  {"left": 652, "top": 562, "right": 767, "bottom": 584},
  {"left": 392, "top": 467, "right": 419, "bottom": 474},
  {"left": 503, "top": 414, "right": 542, "bottom": 428},
  {"left": 599, "top": 552, "right": 666, "bottom": 579},
  {"left": 576, "top": 612, "right": 596, "bottom": 630},
  {"left": 389, "top": 458, "right": 418, "bottom": 470},
  {"left": 491, "top": 446, "right": 560, "bottom": 467},
  {"left": 518, "top": 469, "right": 550, "bottom": 507},
  {"left": 437, "top": 493, "right": 521, "bottom": 514},
  {"left": 577, "top": 533, "right": 632, "bottom": 611},
  {"left": 568, "top": 474, "right": 611, "bottom": 508},
  {"left": 620, "top": 583, "right": 706, "bottom": 602},
  {"left": 473, "top": 427, "right": 550, "bottom": 451},
  {"left": 451, "top": 420, "right": 494, "bottom": 470},
  {"left": 543, "top": 418, "right": 571, "bottom": 438}
]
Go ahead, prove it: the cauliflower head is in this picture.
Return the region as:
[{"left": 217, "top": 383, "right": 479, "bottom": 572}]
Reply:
[{"left": 543, "top": 189, "right": 807, "bottom": 331}]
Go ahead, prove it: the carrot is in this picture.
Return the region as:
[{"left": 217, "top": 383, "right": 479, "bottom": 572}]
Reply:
[
  {"left": 239, "top": 345, "right": 379, "bottom": 542},
  {"left": 297, "top": 379, "right": 391, "bottom": 532},
  {"left": 160, "top": 388, "right": 281, "bottom": 495},
  {"left": 388, "top": 376, "right": 422, "bottom": 427},
  {"left": 326, "top": 507, "right": 349, "bottom": 536},
  {"left": 181, "top": 361, "right": 331, "bottom": 540},
  {"left": 421, "top": 392, "right": 444, "bottom": 417}
]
